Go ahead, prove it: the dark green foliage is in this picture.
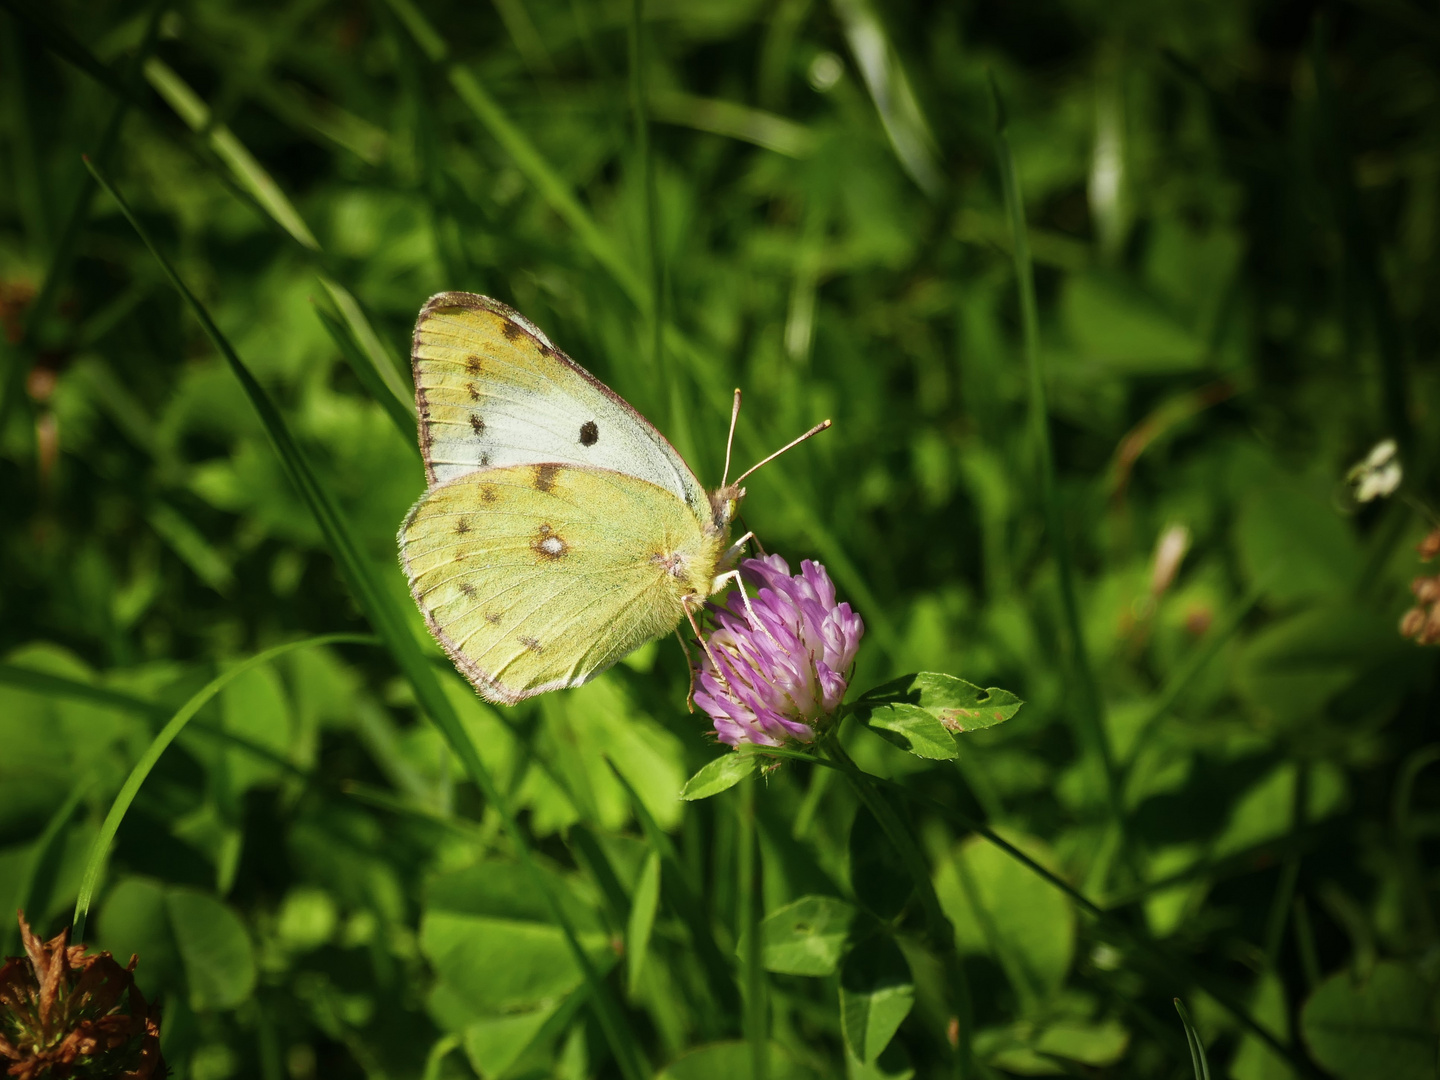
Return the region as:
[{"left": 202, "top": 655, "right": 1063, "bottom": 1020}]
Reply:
[{"left": 1, "top": 0, "right": 1438, "bottom": 1077}]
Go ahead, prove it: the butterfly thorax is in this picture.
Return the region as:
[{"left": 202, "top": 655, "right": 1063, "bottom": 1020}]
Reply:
[{"left": 653, "top": 528, "right": 728, "bottom": 608}]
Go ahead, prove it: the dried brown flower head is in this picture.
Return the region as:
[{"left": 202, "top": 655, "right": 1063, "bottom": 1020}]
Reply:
[
  {"left": 1401, "top": 575, "right": 1440, "bottom": 647},
  {"left": 0, "top": 911, "right": 163, "bottom": 1080},
  {"left": 1419, "top": 527, "right": 1440, "bottom": 563}
]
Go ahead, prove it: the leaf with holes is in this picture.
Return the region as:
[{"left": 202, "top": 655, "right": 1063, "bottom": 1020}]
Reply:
[
  {"left": 857, "top": 672, "right": 1023, "bottom": 735},
  {"left": 755, "top": 895, "right": 857, "bottom": 976}
]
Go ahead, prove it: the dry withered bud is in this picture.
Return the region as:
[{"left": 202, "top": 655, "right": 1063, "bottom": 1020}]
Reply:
[
  {"left": 1418, "top": 528, "right": 1440, "bottom": 562},
  {"left": 1424, "top": 607, "right": 1440, "bottom": 647},
  {"left": 1413, "top": 576, "right": 1440, "bottom": 606},
  {"left": 0, "top": 911, "right": 163, "bottom": 1080},
  {"left": 1400, "top": 608, "right": 1426, "bottom": 639}
]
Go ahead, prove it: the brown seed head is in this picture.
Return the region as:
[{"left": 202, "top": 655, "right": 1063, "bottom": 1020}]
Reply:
[
  {"left": 1422, "top": 606, "right": 1440, "bottom": 647},
  {"left": 1418, "top": 528, "right": 1440, "bottom": 562},
  {"left": 0, "top": 910, "right": 164, "bottom": 1079},
  {"left": 1400, "top": 607, "right": 1427, "bottom": 640},
  {"left": 1412, "top": 576, "right": 1440, "bottom": 605}
]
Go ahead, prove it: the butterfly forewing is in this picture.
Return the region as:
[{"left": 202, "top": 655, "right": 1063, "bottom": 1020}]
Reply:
[
  {"left": 399, "top": 463, "right": 720, "bottom": 703},
  {"left": 413, "top": 292, "right": 710, "bottom": 524}
]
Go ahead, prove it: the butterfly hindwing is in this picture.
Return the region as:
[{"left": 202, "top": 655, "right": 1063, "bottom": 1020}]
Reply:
[
  {"left": 413, "top": 292, "right": 710, "bottom": 524},
  {"left": 399, "top": 463, "right": 722, "bottom": 704}
]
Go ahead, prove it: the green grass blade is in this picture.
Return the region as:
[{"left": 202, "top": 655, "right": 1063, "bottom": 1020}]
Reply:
[
  {"left": 606, "top": 760, "right": 742, "bottom": 1025},
  {"left": 830, "top": 0, "right": 943, "bottom": 196},
  {"left": 0, "top": 662, "right": 168, "bottom": 718},
  {"left": 626, "top": 850, "right": 661, "bottom": 995},
  {"left": 1173, "top": 998, "right": 1211, "bottom": 1080},
  {"left": 0, "top": 661, "right": 318, "bottom": 780},
  {"left": 319, "top": 278, "right": 413, "bottom": 403},
  {"left": 988, "top": 73, "right": 1123, "bottom": 839},
  {"left": 648, "top": 91, "right": 817, "bottom": 158},
  {"left": 85, "top": 158, "right": 652, "bottom": 1080},
  {"left": 313, "top": 293, "right": 418, "bottom": 448},
  {"left": 71, "top": 633, "right": 374, "bottom": 939},
  {"left": 629, "top": 0, "right": 676, "bottom": 442},
  {"left": 6, "top": 778, "right": 90, "bottom": 953},
  {"left": 383, "top": 0, "right": 647, "bottom": 308},
  {"left": 143, "top": 56, "right": 320, "bottom": 251}
]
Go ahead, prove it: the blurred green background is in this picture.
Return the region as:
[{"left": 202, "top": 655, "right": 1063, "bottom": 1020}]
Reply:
[{"left": 1, "top": 0, "right": 1438, "bottom": 1077}]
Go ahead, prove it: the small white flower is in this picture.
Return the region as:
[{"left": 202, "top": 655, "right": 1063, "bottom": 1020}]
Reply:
[{"left": 1346, "top": 439, "right": 1402, "bottom": 503}]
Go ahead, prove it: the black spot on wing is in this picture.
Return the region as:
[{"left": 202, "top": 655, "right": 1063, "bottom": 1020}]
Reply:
[
  {"left": 467, "top": 382, "right": 480, "bottom": 401},
  {"left": 455, "top": 519, "right": 470, "bottom": 535},
  {"left": 579, "top": 420, "right": 598, "bottom": 446},
  {"left": 501, "top": 321, "right": 522, "bottom": 341},
  {"left": 469, "top": 414, "right": 485, "bottom": 436},
  {"left": 465, "top": 356, "right": 482, "bottom": 375},
  {"left": 460, "top": 582, "right": 477, "bottom": 598},
  {"left": 519, "top": 635, "right": 543, "bottom": 653},
  {"left": 533, "top": 464, "right": 559, "bottom": 493}
]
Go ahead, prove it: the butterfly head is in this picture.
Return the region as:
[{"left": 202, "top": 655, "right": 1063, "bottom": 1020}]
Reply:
[{"left": 709, "top": 483, "right": 745, "bottom": 534}]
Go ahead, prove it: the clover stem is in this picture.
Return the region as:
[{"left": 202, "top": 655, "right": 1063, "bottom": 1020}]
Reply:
[
  {"left": 822, "top": 732, "right": 974, "bottom": 1080},
  {"left": 737, "top": 774, "right": 769, "bottom": 1080}
]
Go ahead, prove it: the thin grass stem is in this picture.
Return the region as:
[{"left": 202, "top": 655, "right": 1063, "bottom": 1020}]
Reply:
[
  {"left": 823, "top": 734, "right": 973, "bottom": 1080},
  {"left": 738, "top": 776, "right": 768, "bottom": 1080},
  {"left": 1173, "top": 998, "right": 1212, "bottom": 1080},
  {"left": 988, "top": 73, "right": 1124, "bottom": 850}
]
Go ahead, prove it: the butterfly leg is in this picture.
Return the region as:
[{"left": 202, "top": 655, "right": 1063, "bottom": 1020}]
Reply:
[
  {"left": 711, "top": 568, "right": 788, "bottom": 654},
  {"left": 674, "top": 628, "right": 697, "bottom": 713},
  {"left": 717, "top": 531, "right": 756, "bottom": 572},
  {"left": 682, "top": 594, "right": 735, "bottom": 697}
]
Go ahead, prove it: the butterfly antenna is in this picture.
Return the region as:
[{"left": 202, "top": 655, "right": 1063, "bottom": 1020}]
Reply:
[
  {"left": 721, "top": 388, "right": 742, "bottom": 487},
  {"left": 732, "top": 418, "right": 832, "bottom": 486}
]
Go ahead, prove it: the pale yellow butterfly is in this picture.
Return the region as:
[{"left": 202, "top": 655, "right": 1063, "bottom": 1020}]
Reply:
[{"left": 397, "top": 292, "right": 828, "bottom": 704}]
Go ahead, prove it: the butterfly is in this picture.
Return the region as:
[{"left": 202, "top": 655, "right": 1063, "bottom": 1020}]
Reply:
[{"left": 398, "top": 292, "right": 828, "bottom": 704}]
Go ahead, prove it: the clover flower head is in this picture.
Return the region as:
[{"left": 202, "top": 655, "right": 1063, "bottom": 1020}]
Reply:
[
  {"left": 693, "top": 555, "right": 864, "bottom": 748},
  {"left": 0, "top": 910, "right": 164, "bottom": 1080}
]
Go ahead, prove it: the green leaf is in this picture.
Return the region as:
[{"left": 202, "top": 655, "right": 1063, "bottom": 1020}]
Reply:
[
  {"left": 983, "top": 1019, "right": 1132, "bottom": 1074},
  {"left": 858, "top": 672, "right": 1023, "bottom": 734},
  {"left": 218, "top": 661, "right": 292, "bottom": 793},
  {"left": 656, "top": 1040, "right": 809, "bottom": 1080},
  {"left": 849, "top": 805, "right": 912, "bottom": 919},
  {"left": 423, "top": 911, "right": 594, "bottom": 1014},
  {"left": 839, "top": 933, "right": 915, "bottom": 1063},
  {"left": 165, "top": 887, "right": 256, "bottom": 1011},
  {"left": 845, "top": 1040, "right": 915, "bottom": 1080},
  {"left": 1231, "top": 974, "right": 1289, "bottom": 1080},
  {"left": 96, "top": 877, "right": 182, "bottom": 996},
  {"left": 463, "top": 1007, "right": 557, "bottom": 1078},
  {"left": 857, "top": 703, "right": 958, "bottom": 759},
  {"left": 682, "top": 754, "right": 758, "bottom": 800},
  {"left": 934, "top": 829, "right": 1075, "bottom": 1001},
  {"left": 627, "top": 851, "right": 661, "bottom": 992},
  {"left": 757, "top": 895, "right": 857, "bottom": 976},
  {"left": 1301, "top": 962, "right": 1438, "bottom": 1080}
]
